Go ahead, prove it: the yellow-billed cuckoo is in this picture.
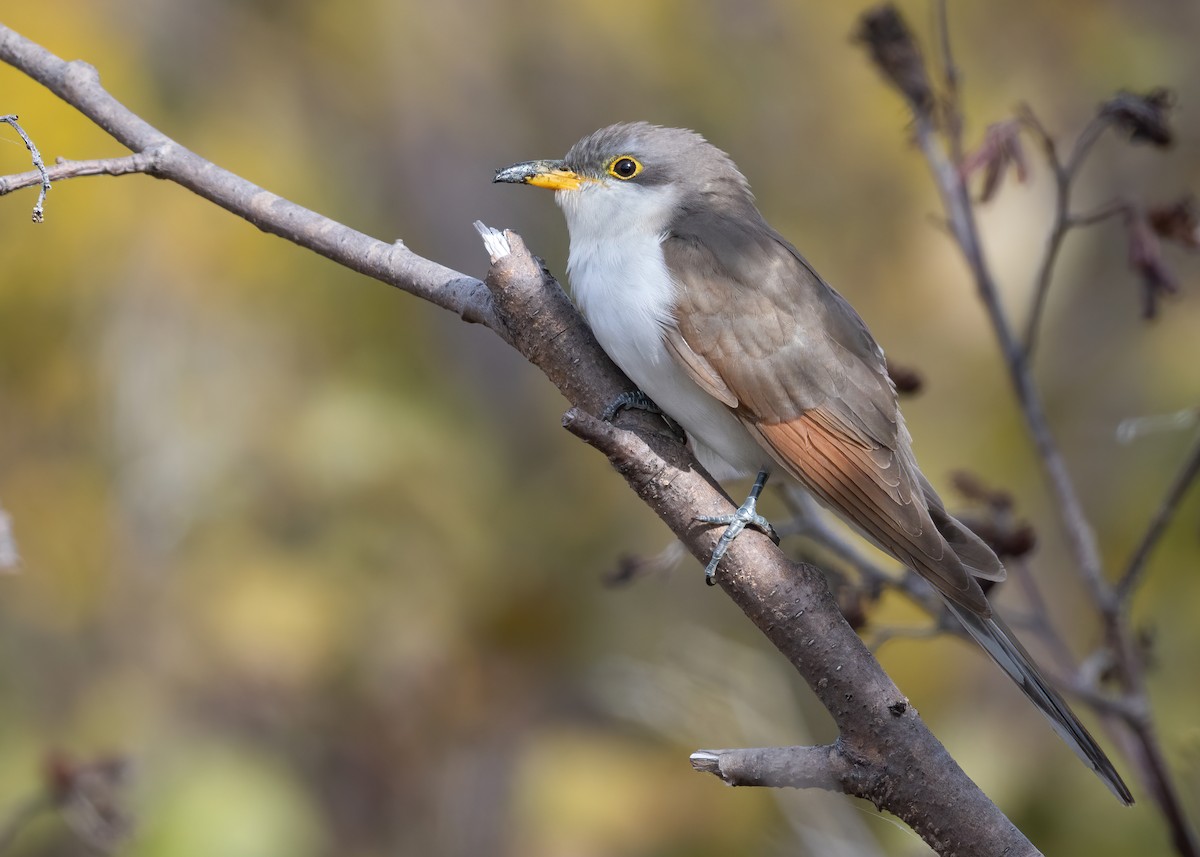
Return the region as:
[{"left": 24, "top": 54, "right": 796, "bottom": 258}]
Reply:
[{"left": 494, "top": 122, "right": 1132, "bottom": 804}]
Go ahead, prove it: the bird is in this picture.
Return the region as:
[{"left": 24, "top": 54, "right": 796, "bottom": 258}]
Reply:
[{"left": 494, "top": 121, "right": 1133, "bottom": 804}]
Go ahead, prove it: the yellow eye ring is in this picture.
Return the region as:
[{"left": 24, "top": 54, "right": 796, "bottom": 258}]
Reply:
[{"left": 606, "top": 156, "right": 643, "bottom": 180}]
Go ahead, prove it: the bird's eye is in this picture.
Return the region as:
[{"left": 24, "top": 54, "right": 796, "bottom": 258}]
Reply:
[{"left": 607, "top": 156, "right": 643, "bottom": 180}]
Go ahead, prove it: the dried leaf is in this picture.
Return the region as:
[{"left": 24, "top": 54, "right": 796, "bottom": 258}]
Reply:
[
  {"left": 885, "top": 359, "right": 924, "bottom": 395},
  {"left": 855, "top": 5, "right": 934, "bottom": 117},
  {"left": 954, "top": 515, "right": 1038, "bottom": 561},
  {"left": 1147, "top": 195, "right": 1200, "bottom": 249},
  {"left": 1127, "top": 212, "right": 1180, "bottom": 319},
  {"left": 960, "top": 120, "right": 1030, "bottom": 202},
  {"left": 950, "top": 470, "right": 1013, "bottom": 511},
  {"left": 1101, "top": 88, "right": 1175, "bottom": 148}
]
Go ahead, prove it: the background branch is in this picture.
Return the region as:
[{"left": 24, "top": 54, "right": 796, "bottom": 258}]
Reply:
[
  {"left": 1116, "top": 427, "right": 1200, "bottom": 599},
  {"left": 860, "top": 6, "right": 1197, "bottom": 854}
]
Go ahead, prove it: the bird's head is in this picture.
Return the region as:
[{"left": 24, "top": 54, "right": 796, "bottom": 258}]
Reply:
[{"left": 494, "top": 122, "right": 753, "bottom": 240}]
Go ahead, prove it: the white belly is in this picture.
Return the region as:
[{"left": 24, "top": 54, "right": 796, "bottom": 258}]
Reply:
[{"left": 565, "top": 228, "right": 768, "bottom": 481}]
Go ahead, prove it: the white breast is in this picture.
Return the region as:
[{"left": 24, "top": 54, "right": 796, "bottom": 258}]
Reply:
[{"left": 557, "top": 183, "right": 768, "bottom": 480}]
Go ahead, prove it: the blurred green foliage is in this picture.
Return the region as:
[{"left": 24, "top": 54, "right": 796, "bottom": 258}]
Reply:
[{"left": 1, "top": 1, "right": 1198, "bottom": 854}]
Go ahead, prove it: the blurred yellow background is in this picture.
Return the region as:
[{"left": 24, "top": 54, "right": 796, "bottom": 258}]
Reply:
[{"left": 1, "top": 1, "right": 1198, "bottom": 855}]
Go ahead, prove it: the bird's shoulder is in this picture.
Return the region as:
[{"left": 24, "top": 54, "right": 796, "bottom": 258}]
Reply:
[{"left": 661, "top": 209, "right": 899, "bottom": 446}]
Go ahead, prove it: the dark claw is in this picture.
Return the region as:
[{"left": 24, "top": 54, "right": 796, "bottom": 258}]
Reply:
[
  {"left": 601, "top": 390, "right": 662, "bottom": 422},
  {"left": 601, "top": 390, "right": 687, "bottom": 442}
]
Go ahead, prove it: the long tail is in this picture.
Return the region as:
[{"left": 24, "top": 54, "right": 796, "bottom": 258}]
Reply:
[{"left": 943, "top": 600, "right": 1134, "bottom": 805}]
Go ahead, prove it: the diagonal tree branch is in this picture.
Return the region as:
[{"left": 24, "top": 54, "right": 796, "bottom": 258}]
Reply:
[
  {"left": 555, "top": 402, "right": 1037, "bottom": 854},
  {"left": 0, "top": 26, "right": 502, "bottom": 335}
]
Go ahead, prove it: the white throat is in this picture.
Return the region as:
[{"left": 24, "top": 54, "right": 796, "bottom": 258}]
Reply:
[
  {"left": 557, "top": 183, "right": 768, "bottom": 480},
  {"left": 558, "top": 183, "right": 679, "bottom": 364}
]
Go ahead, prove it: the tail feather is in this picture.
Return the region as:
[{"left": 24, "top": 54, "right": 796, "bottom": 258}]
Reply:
[
  {"left": 943, "top": 600, "right": 1134, "bottom": 805},
  {"left": 918, "top": 473, "right": 1007, "bottom": 582},
  {"left": 928, "top": 504, "right": 1007, "bottom": 582}
]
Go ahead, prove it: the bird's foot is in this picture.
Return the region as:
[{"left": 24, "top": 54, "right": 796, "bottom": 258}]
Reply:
[
  {"left": 601, "top": 390, "right": 661, "bottom": 421},
  {"left": 601, "top": 390, "right": 685, "bottom": 441},
  {"left": 696, "top": 469, "right": 778, "bottom": 584}
]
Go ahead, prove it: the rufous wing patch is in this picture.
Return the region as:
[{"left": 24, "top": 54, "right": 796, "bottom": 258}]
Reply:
[{"left": 750, "top": 409, "right": 990, "bottom": 616}]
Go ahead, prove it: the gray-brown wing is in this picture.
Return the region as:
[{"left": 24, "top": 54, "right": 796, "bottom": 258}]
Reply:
[
  {"left": 661, "top": 213, "right": 998, "bottom": 613},
  {"left": 662, "top": 213, "right": 897, "bottom": 440}
]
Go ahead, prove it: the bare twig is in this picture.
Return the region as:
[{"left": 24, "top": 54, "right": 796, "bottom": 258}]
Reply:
[
  {"left": 861, "top": 6, "right": 1199, "bottom": 854},
  {"left": 932, "top": 0, "right": 964, "bottom": 162},
  {"left": 690, "top": 745, "right": 840, "bottom": 790},
  {"left": 1019, "top": 107, "right": 1118, "bottom": 356},
  {"left": 1004, "top": 558, "right": 1079, "bottom": 672},
  {"left": 1116, "top": 427, "right": 1200, "bottom": 600},
  {"left": 1068, "top": 199, "right": 1130, "bottom": 228},
  {"left": 1020, "top": 96, "right": 1176, "bottom": 357},
  {"left": 0, "top": 28, "right": 503, "bottom": 334},
  {"left": 915, "top": 74, "right": 1111, "bottom": 614},
  {"left": 0, "top": 113, "right": 49, "bottom": 221},
  {"left": 775, "top": 485, "right": 891, "bottom": 584},
  {"left": 858, "top": 11, "right": 1099, "bottom": 596},
  {"left": 869, "top": 621, "right": 947, "bottom": 653},
  {"left": 0, "top": 152, "right": 153, "bottom": 196},
  {"left": 774, "top": 483, "right": 946, "bottom": 617}
]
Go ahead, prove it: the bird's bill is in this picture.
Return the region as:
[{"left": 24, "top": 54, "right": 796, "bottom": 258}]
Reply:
[{"left": 493, "top": 159, "right": 589, "bottom": 191}]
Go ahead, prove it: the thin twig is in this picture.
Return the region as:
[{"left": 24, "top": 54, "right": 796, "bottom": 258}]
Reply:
[
  {"left": 1108, "top": 607, "right": 1200, "bottom": 857},
  {"left": 1055, "top": 675, "right": 1143, "bottom": 722},
  {"left": 1067, "top": 199, "right": 1130, "bottom": 229},
  {"left": 1116, "top": 429, "right": 1200, "bottom": 600},
  {"left": 895, "top": 9, "right": 1199, "bottom": 853},
  {"left": 1021, "top": 138, "right": 1070, "bottom": 358},
  {"left": 914, "top": 66, "right": 1112, "bottom": 614},
  {"left": 0, "top": 114, "right": 50, "bottom": 221},
  {"left": 0, "top": 153, "right": 154, "bottom": 196},
  {"left": 1064, "top": 112, "right": 1116, "bottom": 177},
  {"left": 1011, "top": 108, "right": 1199, "bottom": 846},
  {"left": 933, "top": 0, "right": 964, "bottom": 163},
  {"left": 912, "top": 113, "right": 1111, "bottom": 610},
  {"left": 1019, "top": 109, "right": 1118, "bottom": 359},
  {"left": 1003, "top": 558, "right": 1079, "bottom": 672},
  {"left": 869, "top": 622, "right": 946, "bottom": 653}
]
